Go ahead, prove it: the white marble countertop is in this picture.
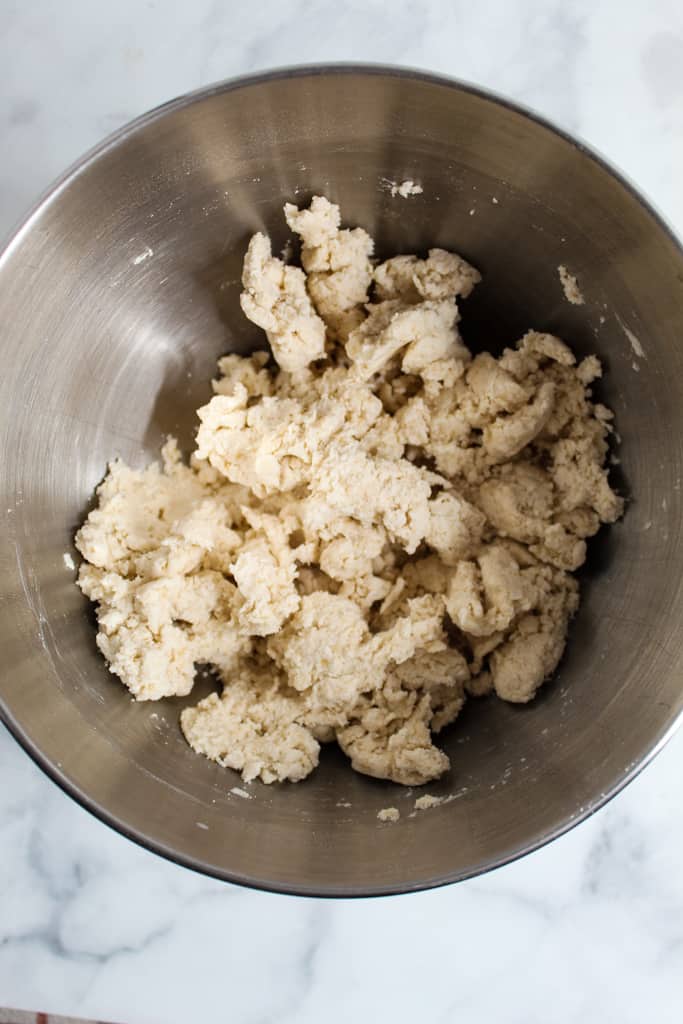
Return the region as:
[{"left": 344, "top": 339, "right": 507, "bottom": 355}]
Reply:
[{"left": 2, "top": 2, "right": 683, "bottom": 1021}]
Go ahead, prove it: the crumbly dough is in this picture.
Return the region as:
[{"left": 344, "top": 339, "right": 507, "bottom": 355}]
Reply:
[
  {"left": 558, "top": 264, "right": 585, "bottom": 305},
  {"left": 414, "top": 794, "right": 442, "bottom": 810},
  {"left": 76, "top": 197, "right": 622, "bottom": 787},
  {"left": 390, "top": 179, "right": 423, "bottom": 198},
  {"left": 377, "top": 807, "right": 401, "bottom": 822}
]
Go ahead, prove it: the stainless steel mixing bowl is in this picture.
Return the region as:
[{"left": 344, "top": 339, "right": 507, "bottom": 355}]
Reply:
[{"left": 1, "top": 66, "right": 682, "bottom": 896}]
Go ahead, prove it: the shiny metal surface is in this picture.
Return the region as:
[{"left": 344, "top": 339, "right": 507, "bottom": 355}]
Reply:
[{"left": 1, "top": 67, "right": 682, "bottom": 897}]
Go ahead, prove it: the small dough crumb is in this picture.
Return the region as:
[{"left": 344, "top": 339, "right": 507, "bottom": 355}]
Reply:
[
  {"left": 378, "top": 806, "right": 400, "bottom": 822},
  {"left": 558, "top": 265, "right": 585, "bottom": 305},
  {"left": 75, "top": 196, "right": 622, "bottom": 790},
  {"left": 389, "top": 179, "right": 423, "bottom": 198},
  {"left": 616, "top": 314, "right": 646, "bottom": 359},
  {"left": 414, "top": 794, "right": 442, "bottom": 810},
  {"left": 230, "top": 786, "right": 251, "bottom": 799},
  {"left": 63, "top": 552, "right": 76, "bottom": 570}
]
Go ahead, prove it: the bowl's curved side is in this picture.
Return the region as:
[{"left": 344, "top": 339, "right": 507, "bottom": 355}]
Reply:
[{"left": 1, "top": 66, "right": 682, "bottom": 896}]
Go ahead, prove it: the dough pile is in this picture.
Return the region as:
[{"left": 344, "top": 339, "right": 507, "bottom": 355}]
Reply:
[{"left": 76, "top": 196, "right": 622, "bottom": 786}]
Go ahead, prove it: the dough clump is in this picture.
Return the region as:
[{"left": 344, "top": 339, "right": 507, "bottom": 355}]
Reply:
[{"left": 76, "top": 198, "right": 622, "bottom": 786}]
